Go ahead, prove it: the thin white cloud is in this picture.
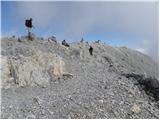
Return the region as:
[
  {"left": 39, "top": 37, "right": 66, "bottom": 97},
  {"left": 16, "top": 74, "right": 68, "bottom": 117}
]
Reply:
[{"left": 135, "top": 48, "right": 148, "bottom": 54}]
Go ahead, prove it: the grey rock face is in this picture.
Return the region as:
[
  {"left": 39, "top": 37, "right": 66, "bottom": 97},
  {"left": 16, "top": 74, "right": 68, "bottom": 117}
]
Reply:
[{"left": 1, "top": 37, "right": 159, "bottom": 119}]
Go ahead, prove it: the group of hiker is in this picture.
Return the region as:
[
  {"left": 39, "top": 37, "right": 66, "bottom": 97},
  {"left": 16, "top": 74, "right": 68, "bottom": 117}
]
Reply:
[{"left": 25, "top": 18, "right": 94, "bottom": 56}]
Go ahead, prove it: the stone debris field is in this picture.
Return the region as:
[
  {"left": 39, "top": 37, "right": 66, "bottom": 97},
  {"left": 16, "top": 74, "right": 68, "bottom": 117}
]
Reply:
[{"left": 1, "top": 36, "right": 159, "bottom": 119}]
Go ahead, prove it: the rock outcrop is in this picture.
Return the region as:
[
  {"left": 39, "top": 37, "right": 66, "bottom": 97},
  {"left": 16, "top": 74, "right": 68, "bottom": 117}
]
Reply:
[{"left": 2, "top": 49, "right": 66, "bottom": 88}]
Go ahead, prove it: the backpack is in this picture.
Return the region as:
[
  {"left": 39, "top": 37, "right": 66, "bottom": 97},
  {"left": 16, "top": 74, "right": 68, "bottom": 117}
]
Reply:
[{"left": 25, "top": 19, "right": 32, "bottom": 28}]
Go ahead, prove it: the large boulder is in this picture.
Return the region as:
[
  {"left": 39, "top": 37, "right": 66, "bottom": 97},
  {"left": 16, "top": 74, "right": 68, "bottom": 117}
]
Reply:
[{"left": 1, "top": 50, "right": 66, "bottom": 88}]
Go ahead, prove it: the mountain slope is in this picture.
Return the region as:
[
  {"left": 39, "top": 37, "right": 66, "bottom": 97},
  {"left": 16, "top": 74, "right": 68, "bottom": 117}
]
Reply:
[{"left": 1, "top": 37, "right": 159, "bottom": 119}]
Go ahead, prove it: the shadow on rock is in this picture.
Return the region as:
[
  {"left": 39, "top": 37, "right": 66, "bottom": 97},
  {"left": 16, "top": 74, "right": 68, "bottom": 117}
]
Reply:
[{"left": 122, "top": 73, "right": 159, "bottom": 102}]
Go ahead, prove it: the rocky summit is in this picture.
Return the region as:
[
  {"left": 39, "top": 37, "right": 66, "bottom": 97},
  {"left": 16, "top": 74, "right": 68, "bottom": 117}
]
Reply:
[{"left": 1, "top": 36, "right": 159, "bottom": 119}]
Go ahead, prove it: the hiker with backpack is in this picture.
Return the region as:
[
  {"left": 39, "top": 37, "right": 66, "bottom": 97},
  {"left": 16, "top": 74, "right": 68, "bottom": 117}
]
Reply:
[
  {"left": 25, "top": 18, "right": 33, "bottom": 40},
  {"left": 62, "top": 40, "right": 70, "bottom": 47},
  {"left": 89, "top": 46, "right": 93, "bottom": 56}
]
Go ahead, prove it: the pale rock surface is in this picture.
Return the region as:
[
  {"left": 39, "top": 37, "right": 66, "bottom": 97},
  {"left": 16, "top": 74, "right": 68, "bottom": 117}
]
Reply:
[
  {"left": 1, "top": 37, "right": 159, "bottom": 119},
  {"left": 1, "top": 48, "right": 66, "bottom": 88},
  {"left": 131, "top": 104, "right": 141, "bottom": 113}
]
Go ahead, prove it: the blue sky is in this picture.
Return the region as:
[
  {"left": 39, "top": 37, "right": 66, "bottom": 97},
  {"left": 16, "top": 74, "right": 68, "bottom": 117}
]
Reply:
[{"left": 1, "top": 1, "right": 159, "bottom": 62}]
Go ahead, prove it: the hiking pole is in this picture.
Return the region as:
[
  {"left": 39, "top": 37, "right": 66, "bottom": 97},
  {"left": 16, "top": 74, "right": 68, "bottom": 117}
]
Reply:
[{"left": 32, "top": 25, "right": 35, "bottom": 29}]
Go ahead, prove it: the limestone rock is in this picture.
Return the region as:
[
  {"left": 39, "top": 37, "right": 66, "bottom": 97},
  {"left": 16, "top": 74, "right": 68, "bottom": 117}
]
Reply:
[
  {"left": 48, "top": 36, "right": 57, "bottom": 43},
  {"left": 131, "top": 104, "right": 141, "bottom": 113},
  {"left": 26, "top": 113, "right": 36, "bottom": 119},
  {"left": 2, "top": 50, "right": 66, "bottom": 88}
]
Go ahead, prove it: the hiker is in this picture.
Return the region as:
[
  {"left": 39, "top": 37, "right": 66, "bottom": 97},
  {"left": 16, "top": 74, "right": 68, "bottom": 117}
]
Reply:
[
  {"left": 89, "top": 46, "right": 93, "bottom": 56},
  {"left": 86, "top": 41, "right": 89, "bottom": 46},
  {"left": 80, "top": 38, "right": 84, "bottom": 43},
  {"left": 25, "top": 18, "right": 33, "bottom": 40},
  {"left": 12, "top": 35, "right": 15, "bottom": 38},
  {"left": 18, "top": 38, "right": 22, "bottom": 42},
  {"left": 95, "top": 40, "right": 100, "bottom": 43},
  {"left": 62, "top": 40, "right": 69, "bottom": 47}
]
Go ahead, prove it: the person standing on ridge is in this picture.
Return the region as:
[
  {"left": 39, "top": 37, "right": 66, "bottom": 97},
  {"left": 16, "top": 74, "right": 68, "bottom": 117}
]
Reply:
[
  {"left": 89, "top": 46, "right": 93, "bottom": 56},
  {"left": 25, "top": 18, "right": 33, "bottom": 40}
]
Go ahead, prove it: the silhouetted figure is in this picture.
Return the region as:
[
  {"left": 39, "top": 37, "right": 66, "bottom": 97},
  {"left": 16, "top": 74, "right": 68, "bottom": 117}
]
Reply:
[
  {"left": 25, "top": 18, "right": 33, "bottom": 40},
  {"left": 95, "top": 40, "right": 100, "bottom": 43},
  {"left": 80, "top": 38, "right": 84, "bottom": 43},
  {"left": 18, "top": 38, "right": 22, "bottom": 42},
  {"left": 12, "top": 35, "right": 15, "bottom": 38},
  {"left": 89, "top": 46, "right": 93, "bottom": 55},
  {"left": 86, "top": 41, "right": 89, "bottom": 45},
  {"left": 62, "top": 40, "right": 70, "bottom": 47}
]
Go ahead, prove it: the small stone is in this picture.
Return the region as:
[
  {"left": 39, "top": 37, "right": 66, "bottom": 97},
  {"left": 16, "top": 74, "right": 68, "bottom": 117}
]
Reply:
[
  {"left": 128, "top": 94, "right": 133, "bottom": 98},
  {"left": 68, "top": 95, "right": 72, "bottom": 99},
  {"left": 9, "top": 105, "right": 13, "bottom": 108},
  {"left": 109, "top": 64, "right": 113, "bottom": 67},
  {"left": 118, "top": 77, "right": 122, "bottom": 79},
  {"left": 67, "top": 114, "right": 72, "bottom": 119},
  {"left": 128, "top": 89, "right": 135, "bottom": 97},
  {"left": 18, "top": 38, "right": 22, "bottom": 42},
  {"left": 41, "top": 109, "right": 46, "bottom": 115},
  {"left": 99, "top": 108, "right": 104, "bottom": 112},
  {"left": 26, "top": 113, "right": 36, "bottom": 119},
  {"left": 131, "top": 104, "right": 141, "bottom": 113},
  {"left": 121, "top": 58, "right": 125, "bottom": 61},
  {"left": 99, "top": 99, "right": 104, "bottom": 104},
  {"left": 50, "top": 111, "right": 54, "bottom": 115},
  {"left": 33, "top": 97, "right": 42, "bottom": 105}
]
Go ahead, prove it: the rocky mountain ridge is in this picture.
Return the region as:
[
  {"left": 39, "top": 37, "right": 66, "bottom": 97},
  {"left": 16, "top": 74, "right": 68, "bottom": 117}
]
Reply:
[{"left": 1, "top": 36, "right": 159, "bottom": 119}]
